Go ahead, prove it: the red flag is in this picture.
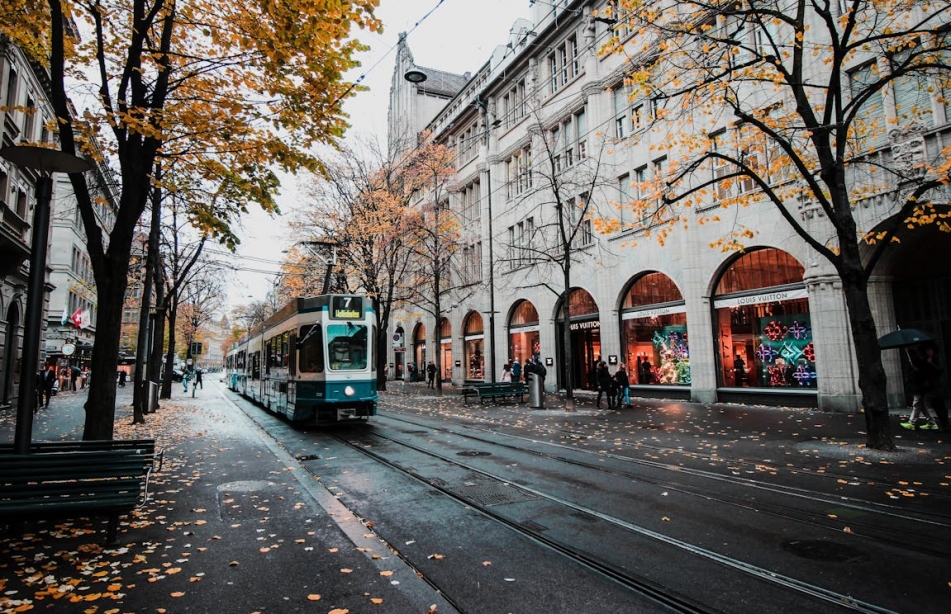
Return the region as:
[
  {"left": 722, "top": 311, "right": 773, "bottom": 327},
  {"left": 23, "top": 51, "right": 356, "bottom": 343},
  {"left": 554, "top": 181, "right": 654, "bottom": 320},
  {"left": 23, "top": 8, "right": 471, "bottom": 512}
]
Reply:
[{"left": 71, "top": 308, "right": 82, "bottom": 328}]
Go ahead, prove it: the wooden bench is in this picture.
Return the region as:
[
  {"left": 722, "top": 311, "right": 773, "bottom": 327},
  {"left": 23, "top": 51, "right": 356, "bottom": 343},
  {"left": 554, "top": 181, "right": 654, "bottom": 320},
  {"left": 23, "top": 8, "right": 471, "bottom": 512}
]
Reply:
[
  {"left": 0, "top": 439, "right": 160, "bottom": 544},
  {"left": 461, "top": 382, "right": 528, "bottom": 405}
]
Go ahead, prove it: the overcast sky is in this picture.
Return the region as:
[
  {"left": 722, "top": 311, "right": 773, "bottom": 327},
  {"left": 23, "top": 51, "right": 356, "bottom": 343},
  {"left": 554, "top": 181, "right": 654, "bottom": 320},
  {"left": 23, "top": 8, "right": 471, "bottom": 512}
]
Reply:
[{"left": 227, "top": 0, "right": 532, "bottom": 306}]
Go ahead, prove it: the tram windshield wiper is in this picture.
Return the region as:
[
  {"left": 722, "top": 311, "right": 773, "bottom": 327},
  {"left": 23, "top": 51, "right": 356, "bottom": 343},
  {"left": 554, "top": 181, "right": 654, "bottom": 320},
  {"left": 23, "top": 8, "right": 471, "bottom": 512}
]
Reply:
[{"left": 297, "top": 325, "right": 319, "bottom": 348}]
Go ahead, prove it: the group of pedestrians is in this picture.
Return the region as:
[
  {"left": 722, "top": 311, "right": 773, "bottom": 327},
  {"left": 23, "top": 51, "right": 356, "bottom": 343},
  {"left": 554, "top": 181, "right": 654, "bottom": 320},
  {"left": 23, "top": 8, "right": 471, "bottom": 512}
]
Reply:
[
  {"left": 501, "top": 356, "right": 547, "bottom": 385},
  {"left": 595, "top": 361, "right": 630, "bottom": 409}
]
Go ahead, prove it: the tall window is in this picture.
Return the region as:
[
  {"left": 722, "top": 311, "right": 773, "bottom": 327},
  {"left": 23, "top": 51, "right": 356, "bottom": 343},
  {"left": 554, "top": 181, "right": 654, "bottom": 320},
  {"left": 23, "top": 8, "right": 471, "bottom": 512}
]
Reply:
[
  {"left": 550, "top": 110, "right": 585, "bottom": 172},
  {"left": 548, "top": 34, "right": 579, "bottom": 95},
  {"left": 505, "top": 146, "right": 532, "bottom": 199},
  {"left": 617, "top": 173, "right": 631, "bottom": 226},
  {"left": 461, "top": 181, "right": 481, "bottom": 224},
  {"left": 502, "top": 78, "right": 527, "bottom": 129},
  {"left": 890, "top": 47, "right": 933, "bottom": 129},
  {"left": 850, "top": 62, "right": 886, "bottom": 143}
]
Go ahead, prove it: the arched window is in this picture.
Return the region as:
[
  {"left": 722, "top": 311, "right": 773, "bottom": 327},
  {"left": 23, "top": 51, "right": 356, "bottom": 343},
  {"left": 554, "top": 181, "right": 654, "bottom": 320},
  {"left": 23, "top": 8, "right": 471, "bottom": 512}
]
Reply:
[
  {"left": 620, "top": 273, "right": 689, "bottom": 386},
  {"left": 713, "top": 248, "right": 815, "bottom": 390},
  {"left": 463, "top": 312, "right": 484, "bottom": 380}
]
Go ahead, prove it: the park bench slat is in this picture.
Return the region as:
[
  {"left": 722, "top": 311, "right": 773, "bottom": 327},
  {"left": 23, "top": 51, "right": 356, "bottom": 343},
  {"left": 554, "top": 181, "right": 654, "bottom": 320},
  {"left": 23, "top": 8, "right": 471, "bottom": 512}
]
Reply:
[
  {"left": 0, "top": 440, "right": 159, "bottom": 543},
  {"left": 461, "top": 382, "right": 527, "bottom": 404}
]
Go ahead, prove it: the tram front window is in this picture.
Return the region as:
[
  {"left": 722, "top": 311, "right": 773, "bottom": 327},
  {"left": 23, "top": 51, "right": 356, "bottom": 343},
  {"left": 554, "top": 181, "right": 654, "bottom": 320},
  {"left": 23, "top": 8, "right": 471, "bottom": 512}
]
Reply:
[
  {"left": 298, "top": 325, "right": 324, "bottom": 373},
  {"left": 327, "top": 324, "right": 368, "bottom": 370}
]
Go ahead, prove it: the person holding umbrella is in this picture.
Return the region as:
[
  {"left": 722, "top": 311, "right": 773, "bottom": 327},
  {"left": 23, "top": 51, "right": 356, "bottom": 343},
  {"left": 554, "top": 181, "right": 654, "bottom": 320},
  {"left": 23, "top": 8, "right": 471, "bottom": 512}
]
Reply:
[{"left": 903, "top": 344, "right": 942, "bottom": 430}]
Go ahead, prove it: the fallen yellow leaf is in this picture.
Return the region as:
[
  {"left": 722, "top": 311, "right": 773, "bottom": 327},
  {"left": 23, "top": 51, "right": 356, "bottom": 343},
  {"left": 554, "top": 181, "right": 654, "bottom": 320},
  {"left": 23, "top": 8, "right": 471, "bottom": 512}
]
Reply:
[
  {"left": 371, "top": 598, "right": 384, "bottom": 604},
  {"left": 380, "top": 570, "right": 394, "bottom": 577},
  {"left": 340, "top": 568, "right": 353, "bottom": 574},
  {"left": 306, "top": 594, "right": 321, "bottom": 601},
  {"left": 170, "top": 592, "right": 185, "bottom": 598}
]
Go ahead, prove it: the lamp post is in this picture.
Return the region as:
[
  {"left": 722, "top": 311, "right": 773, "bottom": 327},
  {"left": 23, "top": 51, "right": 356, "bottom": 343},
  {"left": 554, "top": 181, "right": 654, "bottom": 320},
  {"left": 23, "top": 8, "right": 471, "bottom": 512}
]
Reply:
[{"left": 0, "top": 145, "right": 91, "bottom": 453}]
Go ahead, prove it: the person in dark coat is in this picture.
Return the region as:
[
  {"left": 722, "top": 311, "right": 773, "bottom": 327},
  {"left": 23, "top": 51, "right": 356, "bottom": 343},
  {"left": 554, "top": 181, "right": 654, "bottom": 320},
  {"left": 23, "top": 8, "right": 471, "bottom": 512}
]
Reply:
[
  {"left": 614, "top": 364, "right": 630, "bottom": 408},
  {"left": 426, "top": 361, "right": 437, "bottom": 389},
  {"left": 196, "top": 369, "right": 204, "bottom": 389},
  {"left": 596, "top": 361, "right": 613, "bottom": 409},
  {"left": 41, "top": 364, "right": 57, "bottom": 408}
]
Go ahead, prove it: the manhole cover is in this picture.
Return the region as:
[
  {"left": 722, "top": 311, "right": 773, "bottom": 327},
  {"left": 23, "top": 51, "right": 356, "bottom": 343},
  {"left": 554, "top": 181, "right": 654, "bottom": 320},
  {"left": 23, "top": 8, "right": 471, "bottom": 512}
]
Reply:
[
  {"left": 457, "top": 450, "right": 492, "bottom": 457},
  {"left": 217, "top": 480, "right": 275, "bottom": 493},
  {"left": 781, "top": 539, "right": 869, "bottom": 563}
]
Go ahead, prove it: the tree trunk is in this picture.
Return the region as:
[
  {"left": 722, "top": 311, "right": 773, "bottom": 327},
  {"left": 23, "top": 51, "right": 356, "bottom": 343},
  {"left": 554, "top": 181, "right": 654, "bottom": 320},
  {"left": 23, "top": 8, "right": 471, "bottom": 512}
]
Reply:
[
  {"left": 162, "top": 301, "right": 179, "bottom": 399},
  {"left": 561, "top": 265, "right": 574, "bottom": 400},
  {"left": 838, "top": 262, "right": 894, "bottom": 450},
  {"left": 82, "top": 256, "right": 130, "bottom": 440}
]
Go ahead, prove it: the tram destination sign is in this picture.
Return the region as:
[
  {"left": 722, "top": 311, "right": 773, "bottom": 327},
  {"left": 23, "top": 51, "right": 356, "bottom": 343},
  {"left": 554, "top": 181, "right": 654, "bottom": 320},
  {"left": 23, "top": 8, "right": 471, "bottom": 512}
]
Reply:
[{"left": 331, "top": 295, "right": 363, "bottom": 320}]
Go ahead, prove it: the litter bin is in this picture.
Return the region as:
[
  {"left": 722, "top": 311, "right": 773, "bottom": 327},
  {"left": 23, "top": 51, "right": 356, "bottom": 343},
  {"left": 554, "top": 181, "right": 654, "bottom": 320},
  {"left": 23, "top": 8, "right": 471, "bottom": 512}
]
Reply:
[
  {"left": 148, "top": 381, "right": 159, "bottom": 413},
  {"left": 529, "top": 372, "right": 544, "bottom": 408}
]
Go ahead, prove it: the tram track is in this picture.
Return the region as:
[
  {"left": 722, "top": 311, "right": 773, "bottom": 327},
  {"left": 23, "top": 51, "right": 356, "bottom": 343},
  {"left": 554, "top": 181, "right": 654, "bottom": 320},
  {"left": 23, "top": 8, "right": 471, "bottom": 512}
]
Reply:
[
  {"left": 329, "top": 425, "right": 905, "bottom": 614},
  {"left": 384, "top": 400, "right": 951, "bottom": 506},
  {"left": 376, "top": 412, "right": 951, "bottom": 560}
]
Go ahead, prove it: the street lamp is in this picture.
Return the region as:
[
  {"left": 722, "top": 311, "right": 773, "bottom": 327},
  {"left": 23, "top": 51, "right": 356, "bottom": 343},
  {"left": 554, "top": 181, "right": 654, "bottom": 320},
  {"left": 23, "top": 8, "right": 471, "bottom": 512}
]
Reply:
[{"left": 0, "top": 145, "right": 91, "bottom": 453}]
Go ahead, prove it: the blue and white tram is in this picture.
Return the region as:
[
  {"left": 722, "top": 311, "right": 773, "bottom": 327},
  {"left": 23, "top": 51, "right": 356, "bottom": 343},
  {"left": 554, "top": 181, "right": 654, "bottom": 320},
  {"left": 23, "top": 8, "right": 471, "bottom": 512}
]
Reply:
[{"left": 226, "top": 294, "right": 377, "bottom": 424}]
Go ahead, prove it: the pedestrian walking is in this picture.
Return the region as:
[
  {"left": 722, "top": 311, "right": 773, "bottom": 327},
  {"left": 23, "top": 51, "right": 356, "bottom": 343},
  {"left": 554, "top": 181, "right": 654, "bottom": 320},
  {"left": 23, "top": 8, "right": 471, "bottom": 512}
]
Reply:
[
  {"left": 596, "top": 361, "right": 613, "bottom": 408},
  {"left": 614, "top": 363, "right": 630, "bottom": 408},
  {"left": 70, "top": 365, "right": 80, "bottom": 391},
  {"left": 904, "top": 344, "right": 940, "bottom": 430},
  {"left": 501, "top": 362, "right": 512, "bottom": 382},
  {"left": 426, "top": 361, "right": 437, "bottom": 389},
  {"left": 42, "top": 364, "right": 57, "bottom": 408},
  {"left": 196, "top": 369, "right": 204, "bottom": 389},
  {"left": 117, "top": 370, "right": 127, "bottom": 387},
  {"left": 510, "top": 359, "right": 521, "bottom": 382}
]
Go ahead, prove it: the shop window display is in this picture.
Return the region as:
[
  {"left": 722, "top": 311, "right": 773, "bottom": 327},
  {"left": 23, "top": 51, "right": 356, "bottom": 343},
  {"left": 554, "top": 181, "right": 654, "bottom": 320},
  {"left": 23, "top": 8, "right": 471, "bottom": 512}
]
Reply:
[
  {"left": 463, "top": 312, "right": 485, "bottom": 380},
  {"left": 713, "top": 249, "right": 815, "bottom": 389},
  {"left": 509, "top": 300, "right": 540, "bottom": 367},
  {"left": 621, "top": 273, "right": 690, "bottom": 385}
]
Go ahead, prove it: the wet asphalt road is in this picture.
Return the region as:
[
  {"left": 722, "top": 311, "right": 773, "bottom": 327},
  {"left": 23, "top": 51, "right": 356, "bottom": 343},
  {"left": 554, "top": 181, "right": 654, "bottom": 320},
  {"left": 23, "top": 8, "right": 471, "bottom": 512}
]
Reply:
[{"left": 2, "top": 381, "right": 949, "bottom": 613}]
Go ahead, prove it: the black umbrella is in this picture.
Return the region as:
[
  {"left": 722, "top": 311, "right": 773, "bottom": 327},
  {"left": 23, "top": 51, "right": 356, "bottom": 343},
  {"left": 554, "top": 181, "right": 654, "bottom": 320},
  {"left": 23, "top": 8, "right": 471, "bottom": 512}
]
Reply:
[{"left": 878, "top": 328, "right": 935, "bottom": 349}]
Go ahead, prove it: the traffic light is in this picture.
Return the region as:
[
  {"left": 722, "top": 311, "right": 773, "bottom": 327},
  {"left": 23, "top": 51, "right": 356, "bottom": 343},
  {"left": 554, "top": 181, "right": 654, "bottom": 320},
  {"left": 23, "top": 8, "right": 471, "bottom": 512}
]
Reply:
[{"left": 190, "top": 342, "right": 203, "bottom": 356}]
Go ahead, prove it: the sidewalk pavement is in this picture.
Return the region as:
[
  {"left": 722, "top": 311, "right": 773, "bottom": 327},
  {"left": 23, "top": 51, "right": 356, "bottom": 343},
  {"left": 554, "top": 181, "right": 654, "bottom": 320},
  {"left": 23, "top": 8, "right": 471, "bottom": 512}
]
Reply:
[{"left": 1, "top": 379, "right": 948, "bottom": 613}]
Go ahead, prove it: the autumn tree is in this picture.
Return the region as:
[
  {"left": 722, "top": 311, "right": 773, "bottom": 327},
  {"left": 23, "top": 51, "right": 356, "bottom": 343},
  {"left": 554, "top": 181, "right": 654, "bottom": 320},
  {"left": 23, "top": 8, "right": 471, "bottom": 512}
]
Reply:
[
  {"left": 296, "top": 138, "right": 417, "bottom": 390},
  {"left": 402, "top": 137, "right": 466, "bottom": 395},
  {"left": 0, "top": 0, "right": 379, "bottom": 438},
  {"left": 602, "top": 1, "right": 951, "bottom": 449},
  {"left": 497, "top": 108, "right": 612, "bottom": 401}
]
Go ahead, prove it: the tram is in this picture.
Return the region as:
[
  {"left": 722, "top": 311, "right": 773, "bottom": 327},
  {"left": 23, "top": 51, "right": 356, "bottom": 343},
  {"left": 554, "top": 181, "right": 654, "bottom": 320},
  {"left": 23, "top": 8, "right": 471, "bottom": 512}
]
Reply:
[{"left": 225, "top": 294, "right": 377, "bottom": 424}]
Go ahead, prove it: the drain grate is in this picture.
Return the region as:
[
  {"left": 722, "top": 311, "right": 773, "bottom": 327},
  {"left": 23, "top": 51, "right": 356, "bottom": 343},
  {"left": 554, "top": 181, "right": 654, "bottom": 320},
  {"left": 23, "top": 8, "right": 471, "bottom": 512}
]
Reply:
[
  {"left": 446, "top": 480, "right": 539, "bottom": 507},
  {"left": 295, "top": 454, "right": 321, "bottom": 461},
  {"left": 457, "top": 450, "right": 492, "bottom": 457},
  {"left": 781, "top": 539, "right": 869, "bottom": 563}
]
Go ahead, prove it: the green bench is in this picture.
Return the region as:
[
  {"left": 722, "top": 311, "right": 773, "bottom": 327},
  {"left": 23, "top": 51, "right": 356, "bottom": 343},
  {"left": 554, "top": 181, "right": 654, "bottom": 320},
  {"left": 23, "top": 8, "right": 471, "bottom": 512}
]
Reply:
[
  {"left": 461, "top": 382, "right": 527, "bottom": 405},
  {"left": 0, "top": 439, "right": 160, "bottom": 544}
]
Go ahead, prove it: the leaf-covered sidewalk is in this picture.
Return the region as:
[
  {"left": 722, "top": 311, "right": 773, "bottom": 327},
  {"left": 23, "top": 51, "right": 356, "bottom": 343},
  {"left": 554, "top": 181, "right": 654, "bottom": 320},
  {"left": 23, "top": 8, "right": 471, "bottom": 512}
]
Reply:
[{"left": 0, "top": 392, "right": 439, "bottom": 614}]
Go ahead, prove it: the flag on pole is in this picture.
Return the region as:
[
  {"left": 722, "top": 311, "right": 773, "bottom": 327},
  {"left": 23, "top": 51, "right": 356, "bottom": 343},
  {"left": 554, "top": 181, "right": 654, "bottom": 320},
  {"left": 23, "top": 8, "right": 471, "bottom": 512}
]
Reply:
[
  {"left": 61, "top": 304, "right": 69, "bottom": 326},
  {"left": 80, "top": 310, "right": 91, "bottom": 329},
  {"left": 71, "top": 308, "right": 82, "bottom": 328}
]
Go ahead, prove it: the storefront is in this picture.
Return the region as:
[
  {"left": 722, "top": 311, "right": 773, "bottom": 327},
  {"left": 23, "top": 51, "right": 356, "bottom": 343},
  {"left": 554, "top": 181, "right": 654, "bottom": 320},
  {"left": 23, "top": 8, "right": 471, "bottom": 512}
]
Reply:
[
  {"left": 620, "top": 272, "right": 690, "bottom": 387},
  {"left": 463, "top": 312, "right": 485, "bottom": 381},
  {"left": 556, "top": 289, "right": 600, "bottom": 390},
  {"left": 713, "top": 249, "right": 816, "bottom": 392},
  {"left": 508, "top": 300, "right": 540, "bottom": 373},
  {"left": 439, "top": 318, "right": 452, "bottom": 380},
  {"left": 412, "top": 323, "right": 426, "bottom": 382}
]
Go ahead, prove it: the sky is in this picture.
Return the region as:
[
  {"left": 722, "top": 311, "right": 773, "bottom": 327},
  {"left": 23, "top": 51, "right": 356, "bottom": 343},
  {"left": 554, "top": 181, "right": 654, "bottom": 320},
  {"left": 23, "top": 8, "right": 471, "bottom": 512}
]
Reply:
[{"left": 227, "top": 0, "right": 532, "bottom": 307}]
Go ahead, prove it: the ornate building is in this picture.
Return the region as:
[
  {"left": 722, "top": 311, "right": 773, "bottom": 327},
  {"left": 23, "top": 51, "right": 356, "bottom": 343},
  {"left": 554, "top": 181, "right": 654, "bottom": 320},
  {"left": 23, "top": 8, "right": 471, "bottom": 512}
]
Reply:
[{"left": 386, "top": 1, "right": 951, "bottom": 413}]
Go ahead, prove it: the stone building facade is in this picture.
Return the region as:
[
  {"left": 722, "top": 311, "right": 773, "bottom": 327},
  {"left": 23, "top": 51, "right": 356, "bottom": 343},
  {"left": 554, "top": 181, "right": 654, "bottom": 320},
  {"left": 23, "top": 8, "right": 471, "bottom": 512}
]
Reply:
[{"left": 388, "top": 1, "right": 951, "bottom": 413}]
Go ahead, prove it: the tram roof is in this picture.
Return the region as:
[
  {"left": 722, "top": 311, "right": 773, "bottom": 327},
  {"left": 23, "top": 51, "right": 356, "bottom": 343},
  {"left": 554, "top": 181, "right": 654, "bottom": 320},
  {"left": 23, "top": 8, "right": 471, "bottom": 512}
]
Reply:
[{"left": 263, "top": 295, "right": 367, "bottom": 329}]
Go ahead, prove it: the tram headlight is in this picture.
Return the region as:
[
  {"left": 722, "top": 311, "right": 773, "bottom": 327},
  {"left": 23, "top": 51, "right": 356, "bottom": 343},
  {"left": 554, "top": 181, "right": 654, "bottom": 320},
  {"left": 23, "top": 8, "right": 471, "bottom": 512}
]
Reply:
[{"left": 344, "top": 385, "right": 355, "bottom": 397}]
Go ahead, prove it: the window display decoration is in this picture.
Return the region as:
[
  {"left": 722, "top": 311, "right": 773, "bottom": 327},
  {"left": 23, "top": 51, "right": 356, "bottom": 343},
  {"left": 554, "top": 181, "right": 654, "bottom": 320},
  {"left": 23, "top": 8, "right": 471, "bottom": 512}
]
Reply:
[
  {"left": 651, "top": 327, "right": 690, "bottom": 385},
  {"left": 756, "top": 316, "right": 816, "bottom": 388}
]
